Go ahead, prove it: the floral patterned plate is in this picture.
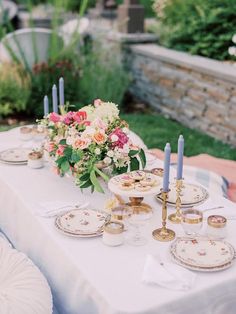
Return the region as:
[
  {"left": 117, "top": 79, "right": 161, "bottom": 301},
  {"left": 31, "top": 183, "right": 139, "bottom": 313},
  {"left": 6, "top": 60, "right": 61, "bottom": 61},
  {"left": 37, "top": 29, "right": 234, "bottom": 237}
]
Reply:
[
  {"left": 55, "top": 208, "right": 110, "bottom": 238},
  {"left": 156, "top": 183, "right": 209, "bottom": 207},
  {"left": 0, "top": 148, "right": 31, "bottom": 164},
  {"left": 170, "top": 238, "right": 236, "bottom": 272}
]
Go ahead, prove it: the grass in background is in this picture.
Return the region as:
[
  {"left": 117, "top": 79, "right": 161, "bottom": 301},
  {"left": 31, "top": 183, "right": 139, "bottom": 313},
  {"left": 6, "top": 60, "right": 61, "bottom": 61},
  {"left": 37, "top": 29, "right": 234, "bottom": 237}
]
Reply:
[{"left": 122, "top": 113, "right": 236, "bottom": 160}]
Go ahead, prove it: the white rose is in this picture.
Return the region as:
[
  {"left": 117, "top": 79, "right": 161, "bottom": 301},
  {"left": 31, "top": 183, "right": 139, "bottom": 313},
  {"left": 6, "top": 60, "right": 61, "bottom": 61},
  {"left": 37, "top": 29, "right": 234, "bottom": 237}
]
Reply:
[
  {"left": 104, "top": 157, "right": 112, "bottom": 165},
  {"left": 122, "top": 144, "right": 130, "bottom": 154},
  {"left": 107, "top": 150, "right": 114, "bottom": 157},
  {"left": 111, "top": 134, "right": 118, "bottom": 142},
  {"left": 95, "top": 148, "right": 101, "bottom": 155},
  {"left": 228, "top": 46, "right": 236, "bottom": 56},
  {"left": 66, "top": 137, "right": 74, "bottom": 145}
]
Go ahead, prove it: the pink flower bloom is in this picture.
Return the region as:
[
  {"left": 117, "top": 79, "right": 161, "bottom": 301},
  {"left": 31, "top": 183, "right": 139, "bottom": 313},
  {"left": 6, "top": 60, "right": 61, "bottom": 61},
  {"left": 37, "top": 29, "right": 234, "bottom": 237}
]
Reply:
[
  {"left": 93, "top": 118, "right": 107, "bottom": 130},
  {"left": 73, "top": 138, "right": 90, "bottom": 150},
  {"left": 73, "top": 111, "right": 87, "bottom": 123},
  {"left": 49, "top": 112, "right": 61, "bottom": 123},
  {"left": 45, "top": 141, "right": 56, "bottom": 153},
  {"left": 81, "top": 120, "right": 91, "bottom": 126},
  {"left": 109, "top": 128, "right": 129, "bottom": 149},
  {"left": 63, "top": 111, "right": 74, "bottom": 125},
  {"left": 52, "top": 166, "right": 60, "bottom": 175},
  {"left": 94, "top": 99, "right": 102, "bottom": 107},
  {"left": 56, "top": 145, "right": 65, "bottom": 156}
]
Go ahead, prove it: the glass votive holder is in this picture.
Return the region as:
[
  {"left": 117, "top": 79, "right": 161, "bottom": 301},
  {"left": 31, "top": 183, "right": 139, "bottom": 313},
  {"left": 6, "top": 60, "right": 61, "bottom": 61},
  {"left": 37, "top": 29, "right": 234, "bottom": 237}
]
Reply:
[
  {"left": 111, "top": 205, "right": 132, "bottom": 229},
  {"left": 102, "top": 221, "right": 124, "bottom": 246},
  {"left": 19, "top": 126, "right": 32, "bottom": 141},
  {"left": 207, "top": 215, "right": 227, "bottom": 240},
  {"left": 181, "top": 208, "right": 203, "bottom": 236}
]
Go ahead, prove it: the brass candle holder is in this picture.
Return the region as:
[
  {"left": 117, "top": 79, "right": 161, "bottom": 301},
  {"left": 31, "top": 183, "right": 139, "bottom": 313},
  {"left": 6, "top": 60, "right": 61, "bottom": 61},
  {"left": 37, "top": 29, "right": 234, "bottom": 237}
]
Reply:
[
  {"left": 152, "top": 190, "right": 175, "bottom": 242},
  {"left": 168, "top": 179, "right": 184, "bottom": 224}
]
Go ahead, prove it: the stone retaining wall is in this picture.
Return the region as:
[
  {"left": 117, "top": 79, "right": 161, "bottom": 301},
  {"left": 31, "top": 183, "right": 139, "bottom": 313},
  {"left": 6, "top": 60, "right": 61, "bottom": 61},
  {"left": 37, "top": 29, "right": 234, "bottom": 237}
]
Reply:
[{"left": 126, "top": 44, "right": 236, "bottom": 146}]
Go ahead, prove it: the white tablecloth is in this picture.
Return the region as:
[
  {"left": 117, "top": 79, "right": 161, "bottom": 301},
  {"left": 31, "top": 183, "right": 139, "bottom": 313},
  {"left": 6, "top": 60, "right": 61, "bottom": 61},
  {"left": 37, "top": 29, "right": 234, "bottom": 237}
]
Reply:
[{"left": 0, "top": 127, "right": 236, "bottom": 314}]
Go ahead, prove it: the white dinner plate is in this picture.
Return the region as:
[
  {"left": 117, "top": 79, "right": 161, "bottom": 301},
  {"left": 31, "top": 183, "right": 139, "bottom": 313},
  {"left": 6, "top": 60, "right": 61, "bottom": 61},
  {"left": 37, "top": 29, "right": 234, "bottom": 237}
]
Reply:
[
  {"left": 170, "top": 237, "right": 236, "bottom": 272},
  {"left": 0, "top": 148, "right": 31, "bottom": 163},
  {"left": 55, "top": 208, "right": 110, "bottom": 238}
]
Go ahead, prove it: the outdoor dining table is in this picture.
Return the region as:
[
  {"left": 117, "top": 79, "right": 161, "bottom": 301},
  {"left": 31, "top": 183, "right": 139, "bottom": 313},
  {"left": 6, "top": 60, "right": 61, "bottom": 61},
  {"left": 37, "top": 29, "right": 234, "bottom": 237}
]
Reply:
[{"left": 0, "top": 126, "right": 236, "bottom": 314}]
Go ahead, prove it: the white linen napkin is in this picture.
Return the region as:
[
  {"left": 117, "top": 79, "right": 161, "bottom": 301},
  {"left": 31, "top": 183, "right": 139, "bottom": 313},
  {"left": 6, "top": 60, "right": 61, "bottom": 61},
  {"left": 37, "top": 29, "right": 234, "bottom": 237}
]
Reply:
[
  {"left": 142, "top": 254, "right": 196, "bottom": 291},
  {"left": 36, "top": 201, "right": 89, "bottom": 217}
]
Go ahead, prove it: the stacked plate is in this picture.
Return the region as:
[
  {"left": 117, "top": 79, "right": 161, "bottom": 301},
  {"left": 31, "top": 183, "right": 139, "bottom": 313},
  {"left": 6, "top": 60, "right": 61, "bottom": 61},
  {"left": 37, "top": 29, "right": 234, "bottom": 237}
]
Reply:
[
  {"left": 156, "top": 182, "right": 209, "bottom": 207},
  {"left": 0, "top": 148, "right": 31, "bottom": 165},
  {"left": 55, "top": 208, "right": 110, "bottom": 238},
  {"left": 170, "top": 238, "right": 236, "bottom": 272}
]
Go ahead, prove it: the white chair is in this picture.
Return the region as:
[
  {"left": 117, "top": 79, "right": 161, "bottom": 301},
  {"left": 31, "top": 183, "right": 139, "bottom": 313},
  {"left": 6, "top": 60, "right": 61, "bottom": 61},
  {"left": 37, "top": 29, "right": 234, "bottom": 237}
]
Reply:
[
  {"left": 0, "top": 28, "right": 63, "bottom": 69},
  {"left": 0, "top": 236, "right": 53, "bottom": 314}
]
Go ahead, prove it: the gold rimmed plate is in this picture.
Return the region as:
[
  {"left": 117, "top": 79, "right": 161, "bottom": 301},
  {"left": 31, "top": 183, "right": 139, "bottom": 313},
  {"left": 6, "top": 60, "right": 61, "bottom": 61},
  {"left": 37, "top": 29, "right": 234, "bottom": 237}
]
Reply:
[
  {"left": 170, "top": 237, "right": 236, "bottom": 272},
  {"left": 0, "top": 148, "right": 31, "bottom": 164},
  {"left": 55, "top": 208, "right": 110, "bottom": 238},
  {"left": 156, "top": 182, "right": 209, "bottom": 207}
]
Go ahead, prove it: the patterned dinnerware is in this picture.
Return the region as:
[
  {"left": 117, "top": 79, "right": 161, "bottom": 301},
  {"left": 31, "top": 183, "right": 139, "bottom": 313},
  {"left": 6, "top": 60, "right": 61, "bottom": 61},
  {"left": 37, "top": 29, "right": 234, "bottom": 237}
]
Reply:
[
  {"left": 170, "top": 237, "right": 236, "bottom": 272},
  {"left": 0, "top": 148, "right": 32, "bottom": 164},
  {"left": 55, "top": 208, "right": 110, "bottom": 238},
  {"left": 156, "top": 183, "right": 209, "bottom": 207}
]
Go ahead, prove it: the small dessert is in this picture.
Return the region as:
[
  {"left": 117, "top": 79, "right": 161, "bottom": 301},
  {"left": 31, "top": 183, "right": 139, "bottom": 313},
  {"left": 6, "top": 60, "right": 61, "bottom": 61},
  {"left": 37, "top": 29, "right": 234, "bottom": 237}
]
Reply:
[
  {"left": 130, "top": 170, "right": 146, "bottom": 181},
  {"left": 134, "top": 183, "right": 152, "bottom": 192},
  {"left": 19, "top": 126, "right": 32, "bottom": 141},
  {"left": 120, "top": 175, "right": 135, "bottom": 185},
  {"left": 119, "top": 182, "right": 135, "bottom": 191},
  {"left": 151, "top": 168, "right": 164, "bottom": 177},
  {"left": 139, "top": 176, "right": 158, "bottom": 187},
  {"left": 111, "top": 177, "right": 122, "bottom": 185},
  {"left": 27, "top": 151, "right": 44, "bottom": 169}
]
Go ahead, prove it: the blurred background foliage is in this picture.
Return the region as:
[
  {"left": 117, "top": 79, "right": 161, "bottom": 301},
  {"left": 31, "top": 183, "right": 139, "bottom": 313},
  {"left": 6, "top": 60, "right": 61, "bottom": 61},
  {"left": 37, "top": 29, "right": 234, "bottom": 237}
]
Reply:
[{"left": 153, "top": 0, "right": 236, "bottom": 60}]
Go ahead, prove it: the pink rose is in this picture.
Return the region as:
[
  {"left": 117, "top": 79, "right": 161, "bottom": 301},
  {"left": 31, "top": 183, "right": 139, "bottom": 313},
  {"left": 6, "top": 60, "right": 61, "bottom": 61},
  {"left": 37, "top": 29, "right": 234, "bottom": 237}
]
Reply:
[
  {"left": 73, "top": 111, "right": 87, "bottom": 123},
  {"left": 56, "top": 145, "right": 65, "bottom": 156},
  {"left": 94, "top": 99, "right": 102, "bottom": 107},
  {"left": 63, "top": 111, "right": 74, "bottom": 125},
  {"left": 49, "top": 112, "right": 61, "bottom": 123},
  {"left": 109, "top": 128, "right": 129, "bottom": 149}
]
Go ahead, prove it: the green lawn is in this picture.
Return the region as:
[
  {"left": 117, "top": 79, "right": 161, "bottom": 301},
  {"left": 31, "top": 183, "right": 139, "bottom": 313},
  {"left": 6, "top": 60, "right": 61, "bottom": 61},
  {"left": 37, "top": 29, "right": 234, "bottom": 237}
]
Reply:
[
  {"left": 1, "top": 113, "right": 236, "bottom": 160},
  {"left": 122, "top": 113, "right": 236, "bottom": 160}
]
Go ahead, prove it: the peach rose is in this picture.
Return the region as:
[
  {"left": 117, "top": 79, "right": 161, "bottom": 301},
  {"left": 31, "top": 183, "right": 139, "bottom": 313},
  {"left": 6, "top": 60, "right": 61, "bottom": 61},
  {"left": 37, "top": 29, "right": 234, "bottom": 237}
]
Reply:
[
  {"left": 73, "top": 138, "right": 90, "bottom": 150},
  {"left": 93, "top": 132, "right": 107, "bottom": 144}
]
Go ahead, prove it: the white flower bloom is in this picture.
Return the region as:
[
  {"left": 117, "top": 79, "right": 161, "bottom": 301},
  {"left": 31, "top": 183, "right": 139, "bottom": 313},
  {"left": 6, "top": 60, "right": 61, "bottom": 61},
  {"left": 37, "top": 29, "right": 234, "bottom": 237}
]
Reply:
[
  {"left": 95, "top": 148, "right": 101, "bottom": 155},
  {"left": 232, "top": 34, "right": 236, "bottom": 44},
  {"left": 111, "top": 134, "right": 119, "bottom": 142},
  {"left": 122, "top": 144, "right": 130, "bottom": 154},
  {"left": 228, "top": 46, "right": 236, "bottom": 56},
  {"left": 107, "top": 150, "right": 114, "bottom": 157},
  {"left": 66, "top": 137, "right": 74, "bottom": 145},
  {"left": 104, "top": 157, "right": 112, "bottom": 165}
]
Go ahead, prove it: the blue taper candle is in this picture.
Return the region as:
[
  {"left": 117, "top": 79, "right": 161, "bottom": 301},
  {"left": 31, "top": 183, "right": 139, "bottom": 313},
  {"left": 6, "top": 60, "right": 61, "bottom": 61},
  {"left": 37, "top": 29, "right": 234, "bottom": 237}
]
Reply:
[
  {"left": 177, "top": 135, "right": 184, "bottom": 180},
  {"left": 163, "top": 143, "right": 171, "bottom": 192},
  {"left": 52, "top": 84, "right": 58, "bottom": 113},
  {"left": 59, "top": 77, "right": 64, "bottom": 107},
  {"left": 43, "top": 95, "right": 49, "bottom": 116}
]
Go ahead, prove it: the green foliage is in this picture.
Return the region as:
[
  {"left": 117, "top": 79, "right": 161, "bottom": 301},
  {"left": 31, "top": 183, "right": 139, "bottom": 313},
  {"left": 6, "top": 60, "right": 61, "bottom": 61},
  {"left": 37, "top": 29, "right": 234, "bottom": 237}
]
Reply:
[
  {"left": 0, "top": 64, "right": 30, "bottom": 118},
  {"left": 77, "top": 42, "right": 130, "bottom": 108},
  {"left": 154, "top": 0, "right": 236, "bottom": 60}
]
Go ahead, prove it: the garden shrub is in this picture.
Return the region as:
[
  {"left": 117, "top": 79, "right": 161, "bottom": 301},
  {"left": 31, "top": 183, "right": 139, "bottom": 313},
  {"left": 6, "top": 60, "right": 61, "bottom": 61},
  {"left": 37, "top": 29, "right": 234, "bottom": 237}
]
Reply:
[
  {"left": 0, "top": 64, "right": 30, "bottom": 118},
  {"left": 153, "top": 0, "right": 236, "bottom": 60}
]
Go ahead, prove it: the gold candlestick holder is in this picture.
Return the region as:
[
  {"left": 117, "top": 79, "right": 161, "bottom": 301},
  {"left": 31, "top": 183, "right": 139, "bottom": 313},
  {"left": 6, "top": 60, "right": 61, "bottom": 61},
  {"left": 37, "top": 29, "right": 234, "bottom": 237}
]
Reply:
[
  {"left": 152, "top": 190, "right": 175, "bottom": 242},
  {"left": 168, "top": 179, "right": 184, "bottom": 224}
]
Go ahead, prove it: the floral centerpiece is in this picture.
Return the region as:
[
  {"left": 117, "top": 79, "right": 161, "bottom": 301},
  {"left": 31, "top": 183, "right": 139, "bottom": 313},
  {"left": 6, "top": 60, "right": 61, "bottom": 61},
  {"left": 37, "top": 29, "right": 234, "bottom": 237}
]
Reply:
[{"left": 39, "top": 100, "right": 146, "bottom": 193}]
